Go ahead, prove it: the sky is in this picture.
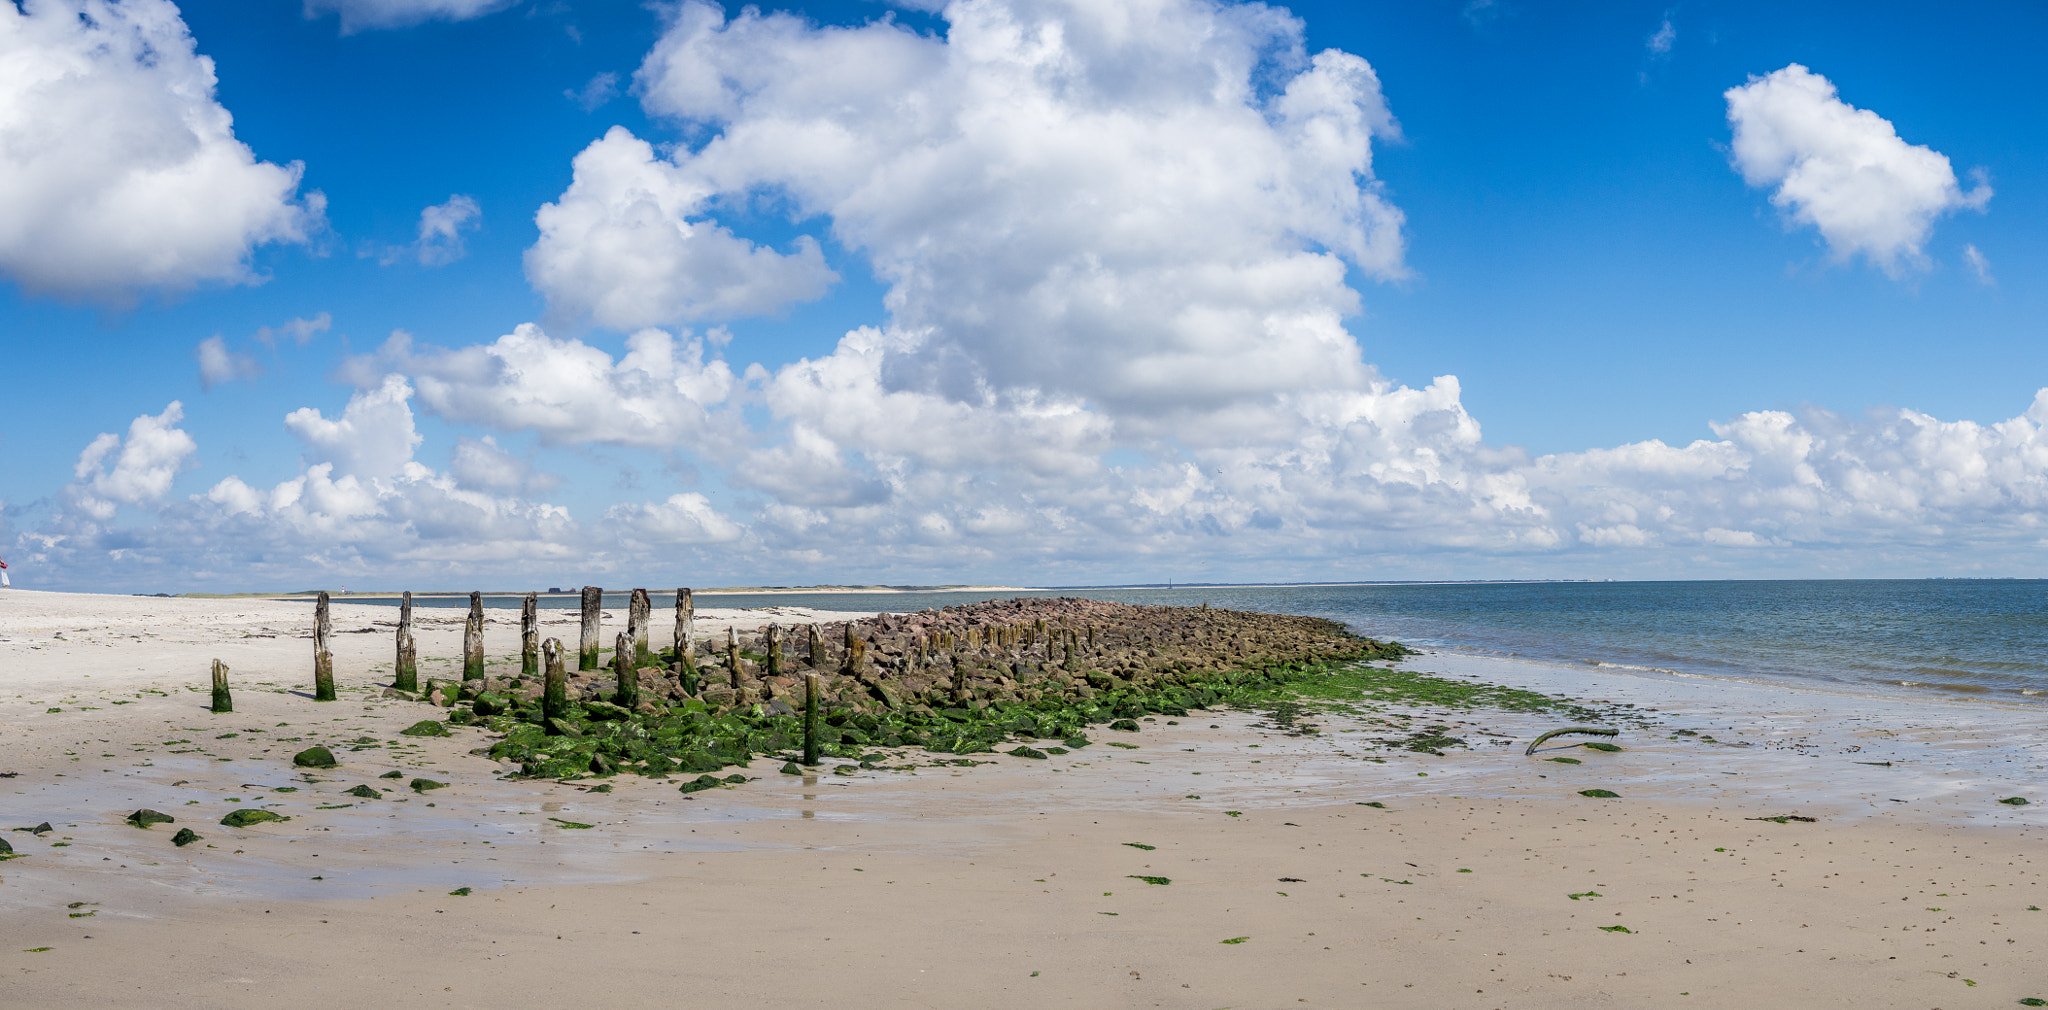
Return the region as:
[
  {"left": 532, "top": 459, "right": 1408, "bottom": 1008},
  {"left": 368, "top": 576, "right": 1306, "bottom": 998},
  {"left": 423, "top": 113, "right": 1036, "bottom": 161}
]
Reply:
[{"left": 2, "top": 0, "right": 2045, "bottom": 592}]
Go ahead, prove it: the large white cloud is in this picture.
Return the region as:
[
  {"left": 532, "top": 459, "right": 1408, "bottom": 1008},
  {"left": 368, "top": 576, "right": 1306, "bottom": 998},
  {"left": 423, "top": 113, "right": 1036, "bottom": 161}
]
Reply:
[
  {"left": 0, "top": 0, "right": 323, "bottom": 300},
  {"left": 341, "top": 324, "right": 745, "bottom": 450},
  {"left": 62, "top": 401, "right": 198, "bottom": 521},
  {"left": 1726, "top": 64, "right": 1989, "bottom": 276},
  {"left": 525, "top": 126, "right": 838, "bottom": 328},
  {"left": 301, "top": 0, "right": 512, "bottom": 33},
  {"left": 621, "top": 0, "right": 1405, "bottom": 418},
  {"left": 284, "top": 374, "right": 425, "bottom": 480}
]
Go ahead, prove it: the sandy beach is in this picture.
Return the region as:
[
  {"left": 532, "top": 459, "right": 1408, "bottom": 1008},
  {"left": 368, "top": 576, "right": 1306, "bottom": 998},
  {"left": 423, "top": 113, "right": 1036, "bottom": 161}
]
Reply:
[{"left": 1, "top": 589, "right": 2043, "bottom": 1007}]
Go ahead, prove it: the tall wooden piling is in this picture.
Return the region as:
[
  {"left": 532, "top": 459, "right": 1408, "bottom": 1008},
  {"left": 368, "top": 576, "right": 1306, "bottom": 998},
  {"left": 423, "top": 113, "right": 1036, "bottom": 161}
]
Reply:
[
  {"left": 628, "top": 588, "right": 651, "bottom": 666},
  {"left": 542, "top": 638, "right": 569, "bottom": 729},
  {"left": 807, "top": 623, "right": 824, "bottom": 666},
  {"left": 462, "top": 591, "right": 485, "bottom": 681},
  {"left": 579, "top": 586, "right": 602, "bottom": 670},
  {"left": 726, "top": 627, "right": 741, "bottom": 689},
  {"left": 394, "top": 591, "right": 418, "bottom": 692},
  {"left": 614, "top": 631, "right": 639, "bottom": 709},
  {"left": 520, "top": 593, "right": 539, "bottom": 679},
  {"left": 674, "top": 588, "right": 698, "bottom": 693},
  {"left": 764, "top": 623, "right": 782, "bottom": 677},
  {"left": 313, "top": 591, "right": 336, "bottom": 702},
  {"left": 209, "top": 659, "right": 232, "bottom": 714},
  {"left": 802, "top": 672, "right": 822, "bottom": 766}
]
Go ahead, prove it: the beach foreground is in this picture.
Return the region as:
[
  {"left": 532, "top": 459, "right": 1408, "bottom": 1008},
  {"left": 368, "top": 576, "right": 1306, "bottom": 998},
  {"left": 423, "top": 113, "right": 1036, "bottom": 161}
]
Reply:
[{"left": 1, "top": 590, "right": 2042, "bottom": 1007}]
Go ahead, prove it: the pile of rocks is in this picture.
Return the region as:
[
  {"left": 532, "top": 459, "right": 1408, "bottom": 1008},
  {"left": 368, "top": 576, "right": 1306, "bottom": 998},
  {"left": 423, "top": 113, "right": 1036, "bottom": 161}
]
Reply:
[{"left": 431, "top": 596, "right": 1403, "bottom": 717}]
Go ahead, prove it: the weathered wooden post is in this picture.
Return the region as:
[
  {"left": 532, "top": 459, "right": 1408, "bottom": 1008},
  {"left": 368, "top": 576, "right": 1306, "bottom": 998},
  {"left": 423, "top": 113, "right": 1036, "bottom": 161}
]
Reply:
[
  {"left": 952, "top": 654, "right": 967, "bottom": 697},
  {"left": 613, "top": 631, "right": 639, "bottom": 709},
  {"left": 579, "top": 586, "right": 602, "bottom": 670},
  {"left": 394, "top": 591, "right": 418, "bottom": 692},
  {"left": 210, "top": 659, "right": 232, "bottom": 714},
  {"left": 841, "top": 633, "right": 867, "bottom": 679},
  {"left": 462, "top": 591, "right": 485, "bottom": 681},
  {"left": 542, "top": 638, "right": 569, "bottom": 729},
  {"left": 764, "top": 623, "right": 782, "bottom": 678},
  {"left": 807, "top": 623, "right": 824, "bottom": 666},
  {"left": 802, "top": 672, "right": 822, "bottom": 766},
  {"left": 628, "top": 588, "right": 651, "bottom": 666},
  {"left": 674, "top": 588, "right": 698, "bottom": 694},
  {"left": 726, "top": 626, "right": 742, "bottom": 689},
  {"left": 313, "top": 591, "right": 336, "bottom": 701},
  {"left": 520, "top": 593, "right": 539, "bottom": 679}
]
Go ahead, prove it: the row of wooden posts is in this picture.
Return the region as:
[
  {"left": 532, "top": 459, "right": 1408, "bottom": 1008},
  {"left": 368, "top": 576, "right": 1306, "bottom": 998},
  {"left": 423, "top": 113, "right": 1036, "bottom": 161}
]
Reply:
[{"left": 210, "top": 586, "right": 829, "bottom": 763}]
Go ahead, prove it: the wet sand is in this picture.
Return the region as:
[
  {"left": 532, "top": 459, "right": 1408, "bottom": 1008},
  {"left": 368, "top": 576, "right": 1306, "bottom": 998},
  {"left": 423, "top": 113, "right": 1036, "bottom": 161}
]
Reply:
[{"left": 1, "top": 589, "right": 2044, "bottom": 1007}]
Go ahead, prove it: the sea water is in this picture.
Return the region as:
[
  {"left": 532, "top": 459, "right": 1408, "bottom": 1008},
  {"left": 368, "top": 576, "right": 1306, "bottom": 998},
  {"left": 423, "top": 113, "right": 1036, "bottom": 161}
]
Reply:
[{"left": 360, "top": 580, "right": 2048, "bottom": 704}]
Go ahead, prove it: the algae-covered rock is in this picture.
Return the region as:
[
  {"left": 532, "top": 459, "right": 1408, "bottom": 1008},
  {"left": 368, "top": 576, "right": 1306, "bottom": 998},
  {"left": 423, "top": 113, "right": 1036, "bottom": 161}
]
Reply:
[
  {"left": 678, "top": 774, "right": 722, "bottom": 794},
  {"left": 1109, "top": 719, "right": 1141, "bottom": 732},
  {"left": 220, "top": 808, "right": 289, "bottom": 827},
  {"left": 582, "top": 699, "right": 631, "bottom": 721},
  {"left": 1578, "top": 788, "right": 1621, "bottom": 799},
  {"left": 1063, "top": 735, "right": 1091, "bottom": 749},
  {"left": 721, "top": 773, "right": 748, "bottom": 784},
  {"left": 400, "top": 720, "right": 450, "bottom": 737},
  {"left": 546, "top": 717, "right": 584, "bottom": 738},
  {"left": 410, "top": 778, "right": 447, "bottom": 793},
  {"left": 780, "top": 761, "right": 802, "bottom": 775},
  {"left": 292, "top": 746, "right": 338, "bottom": 768},
  {"left": 471, "top": 693, "right": 508, "bottom": 717},
  {"left": 126, "top": 808, "right": 175, "bottom": 829},
  {"left": 446, "top": 707, "right": 478, "bottom": 727},
  {"left": 1006, "top": 746, "right": 1048, "bottom": 759},
  {"left": 171, "top": 827, "right": 201, "bottom": 847},
  {"left": 379, "top": 769, "right": 405, "bottom": 779},
  {"left": 0, "top": 836, "right": 12, "bottom": 855},
  {"left": 345, "top": 784, "right": 383, "bottom": 799}
]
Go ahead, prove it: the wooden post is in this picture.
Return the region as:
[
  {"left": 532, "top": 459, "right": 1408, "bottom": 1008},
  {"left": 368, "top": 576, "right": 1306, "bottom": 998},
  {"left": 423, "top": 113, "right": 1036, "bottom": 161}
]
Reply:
[
  {"left": 675, "top": 588, "right": 698, "bottom": 694},
  {"left": 764, "top": 623, "right": 782, "bottom": 678},
  {"left": 841, "top": 635, "right": 867, "bottom": 679},
  {"left": 210, "top": 659, "right": 232, "bottom": 714},
  {"left": 952, "top": 654, "right": 967, "bottom": 696},
  {"left": 726, "top": 627, "right": 742, "bottom": 689},
  {"left": 807, "top": 623, "right": 824, "bottom": 667},
  {"left": 462, "top": 591, "right": 485, "bottom": 681},
  {"left": 579, "top": 586, "right": 602, "bottom": 670},
  {"left": 613, "top": 631, "right": 639, "bottom": 709},
  {"left": 520, "top": 593, "right": 539, "bottom": 679},
  {"left": 394, "top": 591, "right": 418, "bottom": 692},
  {"left": 313, "top": 591, "right": 336, "bottom": 702},
  {"left": 628, "top": 588, "right": 651, "bottom": 666},
  {"left": 802, "top": 672, "right": 822, "bottom": 766},
  {"left": 542, "top": 638, "right": 569, "bottom": 729}
]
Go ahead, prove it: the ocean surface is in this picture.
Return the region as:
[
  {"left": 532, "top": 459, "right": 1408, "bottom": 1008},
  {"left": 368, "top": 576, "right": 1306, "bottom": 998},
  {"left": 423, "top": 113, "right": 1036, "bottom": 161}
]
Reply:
[{"left": 356, "top": 580, "right": 2048, "bottom": 704}]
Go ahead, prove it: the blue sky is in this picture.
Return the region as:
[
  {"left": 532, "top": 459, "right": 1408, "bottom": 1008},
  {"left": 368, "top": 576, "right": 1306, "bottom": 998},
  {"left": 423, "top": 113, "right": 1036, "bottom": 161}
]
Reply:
[{"left": 2, "top": 0, "right": 2045, "bottom": 591}]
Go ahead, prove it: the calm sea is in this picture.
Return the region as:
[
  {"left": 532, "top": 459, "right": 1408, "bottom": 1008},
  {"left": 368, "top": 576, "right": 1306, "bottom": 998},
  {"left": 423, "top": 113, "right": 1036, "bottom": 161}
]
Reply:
[{"left": 356, "top": 580, "right": 2048, "bottom": 703}]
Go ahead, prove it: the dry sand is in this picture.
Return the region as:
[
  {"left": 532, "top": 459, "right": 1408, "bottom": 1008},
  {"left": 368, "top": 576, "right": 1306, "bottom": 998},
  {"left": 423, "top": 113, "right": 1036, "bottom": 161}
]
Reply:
[{"left": 0, "top": 588, "right": 2043, "bottom": 1007}]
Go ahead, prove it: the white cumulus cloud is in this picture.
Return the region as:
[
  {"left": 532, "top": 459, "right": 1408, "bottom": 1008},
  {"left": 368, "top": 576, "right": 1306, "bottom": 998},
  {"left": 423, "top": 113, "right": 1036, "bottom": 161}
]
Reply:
[
  {"left": 0, "top": 0, "right": 324, "bottom": 300},
  {"left": 301, "top": 0, "right": 513, "bottom": 33},
  {"left": 62, "top": 401, "right": 198, "bottom": 521},
  {"left": 283, "top": 374, "right": 425, "bottom": 480},
  {"left": 342, "top": 324, "right": 744, "bottom": 450},
  {"left": 525, "top": 126, "right": 838, "bottom": 328},
  {"left": 1726, "top": 64, "right": 1990, "bottom": 276}
]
